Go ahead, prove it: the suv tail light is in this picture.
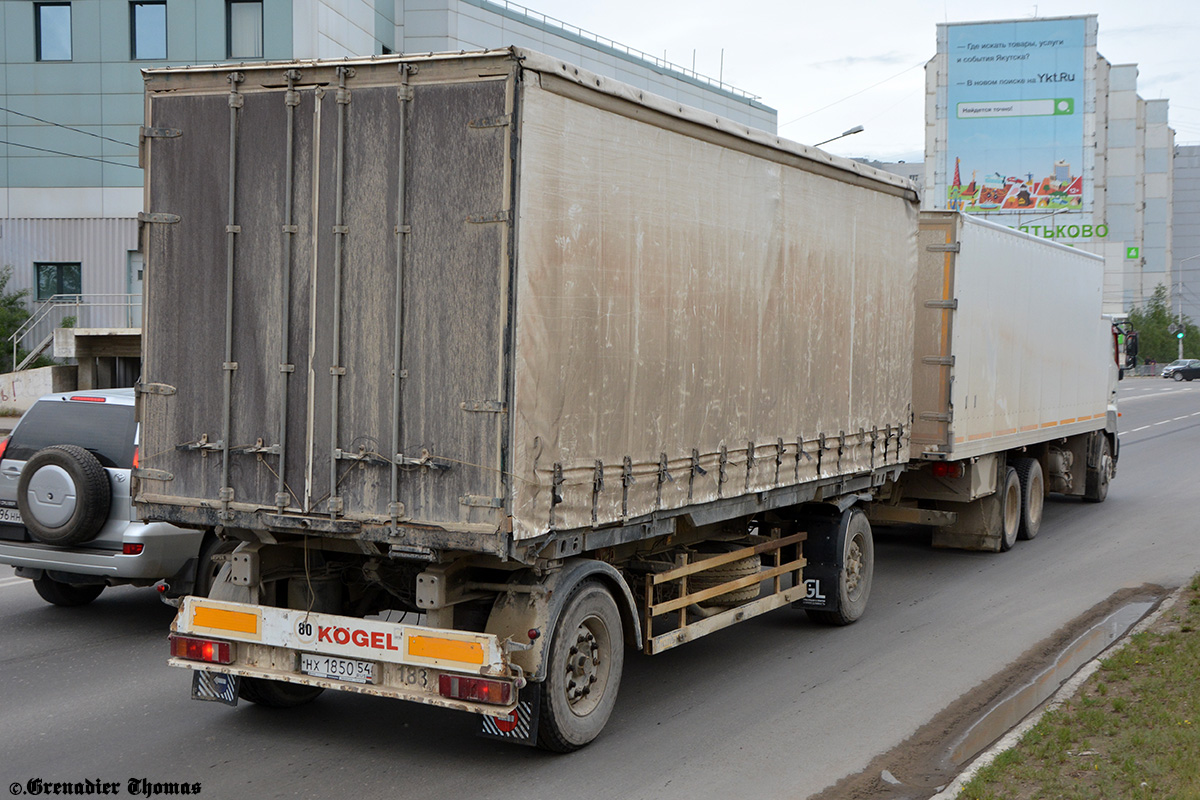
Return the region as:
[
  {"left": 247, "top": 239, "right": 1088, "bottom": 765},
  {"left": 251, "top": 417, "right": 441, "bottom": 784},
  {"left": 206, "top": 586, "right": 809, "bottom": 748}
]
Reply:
[
  {"left": 169, "top": 635, "right": 234, "bottom": 665},
  {"left": 0, "top": 436, "right": 8, "bottom": 461}
]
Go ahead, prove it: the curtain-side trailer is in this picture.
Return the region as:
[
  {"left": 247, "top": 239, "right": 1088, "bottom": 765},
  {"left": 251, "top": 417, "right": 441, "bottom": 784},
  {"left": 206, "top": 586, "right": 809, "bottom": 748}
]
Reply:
[{"left": 135, "top": 49, "right": 922, "bottom": 751}]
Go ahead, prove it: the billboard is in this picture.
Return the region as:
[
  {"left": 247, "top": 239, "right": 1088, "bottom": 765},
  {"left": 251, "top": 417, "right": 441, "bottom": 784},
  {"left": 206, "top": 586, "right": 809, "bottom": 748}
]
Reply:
[{"left": 944, "top": 18, "right": 1087, "bottom": 214}]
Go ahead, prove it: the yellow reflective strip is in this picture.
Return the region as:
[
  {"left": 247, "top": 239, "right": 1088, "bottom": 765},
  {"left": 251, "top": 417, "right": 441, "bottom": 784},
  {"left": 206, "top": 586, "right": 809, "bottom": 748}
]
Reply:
[
  {"left": 409, "top": 635, "right": 484, "bottom": 665},
  {"left": 193, "top": 606, "right": 259, "bottom": 635}
]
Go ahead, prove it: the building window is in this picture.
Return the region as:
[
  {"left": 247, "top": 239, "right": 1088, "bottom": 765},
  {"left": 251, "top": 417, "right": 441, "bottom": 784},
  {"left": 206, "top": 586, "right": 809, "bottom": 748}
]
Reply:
[
  {"left": 131, "top": 1, "right": 167, "bottom": 60},
  {"left": 35, "top": 263, "right": 82, "bottom": 301},
  {"left": 227, "top": 0, "right": 263, "bottom": 59},
  {"left": 35, "top": 3, "right": 72, "bottom": 61}
]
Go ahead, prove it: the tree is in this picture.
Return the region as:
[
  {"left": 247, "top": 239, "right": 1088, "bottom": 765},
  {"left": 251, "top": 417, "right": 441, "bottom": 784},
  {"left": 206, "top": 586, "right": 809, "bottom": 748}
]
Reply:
[
  {"left": 1127, "top": 284, "right": 1200, "bottom": 364},
  {"left": 0, "top": 266, "right": 33, "bottom": 373}
]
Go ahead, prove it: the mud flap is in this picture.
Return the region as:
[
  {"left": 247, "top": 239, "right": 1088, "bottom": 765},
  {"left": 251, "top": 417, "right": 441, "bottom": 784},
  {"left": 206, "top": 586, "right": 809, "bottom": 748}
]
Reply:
[
  {"left": 793, "top": 564, "right": 839, "bottom": 613},
  {"left": 478, "top": 683, "right": 540, "bottom": 746},
  {"left": 791, "top": 515, "right": 842, "bottom": 614},
  {"left": 191, "top": 671, "right": 240, "bottom": 706}
]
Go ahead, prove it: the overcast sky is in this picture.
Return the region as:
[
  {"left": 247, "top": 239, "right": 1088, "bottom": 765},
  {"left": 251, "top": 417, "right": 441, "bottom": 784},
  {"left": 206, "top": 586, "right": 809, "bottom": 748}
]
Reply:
[{"left": 520, "top": 0, "right": 1200, "bottom": 161}]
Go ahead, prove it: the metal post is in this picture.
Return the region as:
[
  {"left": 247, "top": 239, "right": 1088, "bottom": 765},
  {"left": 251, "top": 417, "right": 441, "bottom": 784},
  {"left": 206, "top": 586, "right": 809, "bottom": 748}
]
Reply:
[
  {"left": 328, "top": 66, "right": 353, "bottom": 519},
  {"left": 219, "top": 72, "right": 245, "bottom": 521},
  {"left": 1177, "top": 254, "right": 1200, "bottom": 360},
  {"left": 390, "top": 64, "right": 411, "bottom": 531},
  {"left": 276, "top": 70, "right": 301, "bottom": 513}
]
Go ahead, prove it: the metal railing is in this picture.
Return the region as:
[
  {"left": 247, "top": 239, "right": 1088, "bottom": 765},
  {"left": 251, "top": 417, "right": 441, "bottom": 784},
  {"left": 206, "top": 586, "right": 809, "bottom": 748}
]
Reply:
[
  {"left": 9, "top": 294, "right": 141, "bottom": 371},
  {"left": 481, "top": 0, "right": 761, "bottom": 102}
]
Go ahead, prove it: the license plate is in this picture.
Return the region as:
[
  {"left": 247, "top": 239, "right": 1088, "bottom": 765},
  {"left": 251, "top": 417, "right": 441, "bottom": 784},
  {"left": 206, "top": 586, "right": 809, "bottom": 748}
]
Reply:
[
  {"left": 300, "top": 653, "right": 377, "bottom": 684},
  {"left": 0, "top": 507, "right": 22, "bottom": 524}
]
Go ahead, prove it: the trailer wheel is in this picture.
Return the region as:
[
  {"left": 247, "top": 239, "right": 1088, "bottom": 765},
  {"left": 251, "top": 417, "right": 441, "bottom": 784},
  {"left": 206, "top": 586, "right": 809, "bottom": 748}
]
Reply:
[
  {"left": 998, "top": 468, "right": 1021, "bottom": 552},
  {"left": 537, "top": 580, "right": 623, "bottom": 752},
  {"left": 1084, "top": 436, "right": 1112, "bottom": 503},
  {"left": 806, "top": 509, "right": 874, "bottom": 626},
  {"left": 238, "top": 676, "right": 324, "bottom": 708},
  {"left": 194, "top": 535, "right": 237, "bottom": 598},
  {"left": 1012, "top": 458, "right": 1044, "bottom": 541}
]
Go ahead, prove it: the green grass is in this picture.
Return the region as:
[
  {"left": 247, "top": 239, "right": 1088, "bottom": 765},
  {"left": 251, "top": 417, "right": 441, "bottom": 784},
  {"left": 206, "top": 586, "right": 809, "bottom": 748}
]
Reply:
[{"left": 959, "top": 578, "right": 1200, "bottom": 799}]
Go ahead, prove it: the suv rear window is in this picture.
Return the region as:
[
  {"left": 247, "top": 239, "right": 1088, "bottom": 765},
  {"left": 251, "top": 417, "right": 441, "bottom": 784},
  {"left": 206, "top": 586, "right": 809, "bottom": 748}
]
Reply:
[{"left": 6, "top": 400, "right": 137, "bottom": 468}]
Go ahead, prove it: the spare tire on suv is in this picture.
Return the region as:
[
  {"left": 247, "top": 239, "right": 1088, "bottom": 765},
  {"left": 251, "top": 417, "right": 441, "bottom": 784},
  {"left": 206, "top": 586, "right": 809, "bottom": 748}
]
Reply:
[{"left": 18, "top": 444, "right": 112, "bottom": 546}]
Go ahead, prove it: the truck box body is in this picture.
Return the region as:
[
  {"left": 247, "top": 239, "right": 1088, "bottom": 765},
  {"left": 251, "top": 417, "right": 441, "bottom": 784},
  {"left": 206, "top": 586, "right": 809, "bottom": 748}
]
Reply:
[
  {"left": 911, "top": 211, "right": 1113, "bottom": 462},
  {"left": 137, "top": 50, "right": 919, "bottom": 554}
]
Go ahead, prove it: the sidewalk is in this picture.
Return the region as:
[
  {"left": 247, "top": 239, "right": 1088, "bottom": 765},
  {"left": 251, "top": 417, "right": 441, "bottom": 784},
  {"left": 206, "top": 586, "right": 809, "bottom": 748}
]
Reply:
[{"left": 942, "top": 578, "right": 1200, "bottom": 798}]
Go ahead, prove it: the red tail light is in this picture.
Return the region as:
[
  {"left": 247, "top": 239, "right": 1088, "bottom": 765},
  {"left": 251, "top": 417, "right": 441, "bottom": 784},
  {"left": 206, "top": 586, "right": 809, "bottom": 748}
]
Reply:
[
  {"left": 132, "top": 445, "right": 139, "bottom": 469},
  {"left": 931, "top": 462, "right": 965, "bottom": 479},
  {"left": 438, "top": 674, "right": 513, "bottom": 705},
  {"left": 169, "top": 635, "right": 234, "bottom": 665},
  {"left": 122, "top": 543, "right": 144, "bottom": 555},
  {"left": 68, "top": 395, "right": 108, "bottom": 403},
  {"left": 0, "top": 436, "right": 8, "bottom": 461}
]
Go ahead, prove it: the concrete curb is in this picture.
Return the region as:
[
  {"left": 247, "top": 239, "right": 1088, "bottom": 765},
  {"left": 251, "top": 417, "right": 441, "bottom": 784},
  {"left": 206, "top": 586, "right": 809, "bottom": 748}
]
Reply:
[{"left": 931, "top": 586, "right": 1186, "bottom": 799}]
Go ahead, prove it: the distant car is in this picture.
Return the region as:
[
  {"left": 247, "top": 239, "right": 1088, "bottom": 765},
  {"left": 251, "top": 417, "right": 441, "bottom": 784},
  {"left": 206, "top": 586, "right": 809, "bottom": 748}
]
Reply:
[
  {"left": 1161, "top": 359, "right": 1200, "bottom": 381},
  {"left": 0, "top": 389, "right": 228, "bottom": 606}
]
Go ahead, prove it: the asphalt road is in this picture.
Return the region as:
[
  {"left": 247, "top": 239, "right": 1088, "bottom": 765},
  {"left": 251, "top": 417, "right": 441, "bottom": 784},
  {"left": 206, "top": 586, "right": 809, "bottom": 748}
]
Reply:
[{"left": 0, "top": 377, "right": 1197, "bottom": 800}]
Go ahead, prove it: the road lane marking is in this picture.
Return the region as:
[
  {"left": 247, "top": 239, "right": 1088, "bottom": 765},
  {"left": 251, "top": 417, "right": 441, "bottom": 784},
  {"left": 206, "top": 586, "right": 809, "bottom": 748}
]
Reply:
[
  {"left": 0, "top": 576, "right": 29, "bottom": 589},
  {"left": 1153, "top": 420, "right": 1171, "bottom": 425},
  {"left": 1175, "top": 416, "right": 1190, "bottom": 421},
  {"left": 1129, "top": 425, "right": 1151, "bottom": 432}
]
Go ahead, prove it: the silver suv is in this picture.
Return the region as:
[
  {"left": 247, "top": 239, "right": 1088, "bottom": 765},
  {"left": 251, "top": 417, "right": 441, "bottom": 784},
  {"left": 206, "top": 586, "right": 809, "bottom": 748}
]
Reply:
[{"left": 0, "top": 389, "right": 223, "bottom": 606}]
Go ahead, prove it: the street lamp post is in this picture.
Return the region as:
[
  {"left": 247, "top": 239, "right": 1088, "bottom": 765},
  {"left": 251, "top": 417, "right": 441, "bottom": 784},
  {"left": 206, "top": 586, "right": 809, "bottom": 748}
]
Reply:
[
  {"left": 814, "top": 125, "right": 864, "bottom": 148},
  {"left": 1177, "top": 254, "right": 1200, "bottom": 360}
]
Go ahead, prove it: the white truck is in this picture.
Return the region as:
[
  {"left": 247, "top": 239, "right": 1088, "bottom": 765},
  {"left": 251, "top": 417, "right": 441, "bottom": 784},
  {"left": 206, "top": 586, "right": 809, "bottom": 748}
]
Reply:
[
  {"left": 134, "top": 49, "right": 1117, "bottom": 751},
  {"left": 874, "top": 212, "right": 1118, "bottom": 550}
]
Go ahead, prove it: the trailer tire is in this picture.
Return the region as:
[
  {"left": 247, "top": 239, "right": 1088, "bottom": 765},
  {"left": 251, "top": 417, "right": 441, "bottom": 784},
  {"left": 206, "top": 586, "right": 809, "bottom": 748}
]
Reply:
[
  {"left": 998, "top": 468, "right": 1021, "bottom": 552},
  {"left": 1084, "top": 436, "right": 1112, "bottom": 503},
  {"left": 238, "top": 677, "right": 324, "bottom": 708},
  {"left": 194, "top": 535, "right": 237, "bottom": 598},
  {"left": 689, "top": 554, "right": 761, "bottom": 606},
  {"left": 537, "top": 580, "right": 623, "bottom": 752},
  {"left": 1012, "top": 458, "right": 1044, "bottom": 541},
  {"left": 806, "top": 509, "right": 874, "bottom": 626},
  {"left": 32, "top": 574, "right": 104, "bottom": 606}
]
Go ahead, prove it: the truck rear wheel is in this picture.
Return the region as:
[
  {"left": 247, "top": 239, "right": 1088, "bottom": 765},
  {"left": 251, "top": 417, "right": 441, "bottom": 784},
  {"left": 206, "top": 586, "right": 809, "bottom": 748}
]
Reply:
[
  {"left": 806, "top": 509, "right": 874, "bottom": 626},
  {"left": 998, "top": 468, "right": 1021, "bottom": 552},
  {"left": 1083, "top": 436, "right": 1112, "bottom": 503},
  {"left": 537, "top": 580, "right": 623, "bottom": 752},
  {"left": 1012, "top": 458, "right": 1044, "bottom": 541}
]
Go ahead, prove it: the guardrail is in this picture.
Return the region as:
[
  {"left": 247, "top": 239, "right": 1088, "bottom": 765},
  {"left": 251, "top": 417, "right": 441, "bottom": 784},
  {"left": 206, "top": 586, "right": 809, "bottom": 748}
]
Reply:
[{"left": 9, "top": 294, "right": 141, "bottom": 371}]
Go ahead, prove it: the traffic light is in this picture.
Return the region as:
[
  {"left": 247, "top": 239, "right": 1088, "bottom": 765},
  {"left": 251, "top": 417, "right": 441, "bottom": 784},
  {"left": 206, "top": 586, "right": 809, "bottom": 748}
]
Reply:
[{"left": 1178, "top": 331, "right": 1185, "bottom": 340}]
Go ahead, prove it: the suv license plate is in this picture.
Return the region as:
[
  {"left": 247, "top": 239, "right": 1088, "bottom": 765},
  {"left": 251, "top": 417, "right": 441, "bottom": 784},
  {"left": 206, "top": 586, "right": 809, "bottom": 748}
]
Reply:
[
  {"left": 0, "top": 506, "right": 21, "bottom": 524},
  {"left": 300, "top": 653, "right": 377, "bottom": 684}
]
